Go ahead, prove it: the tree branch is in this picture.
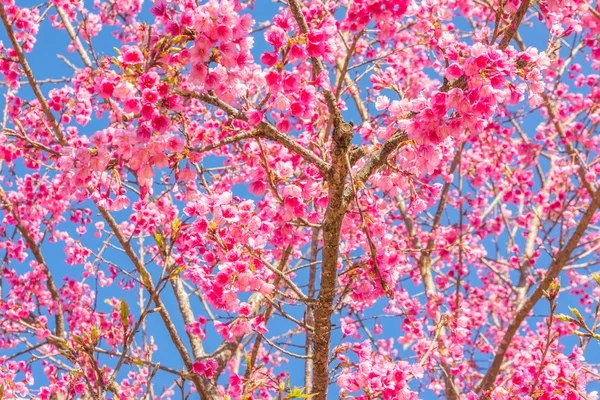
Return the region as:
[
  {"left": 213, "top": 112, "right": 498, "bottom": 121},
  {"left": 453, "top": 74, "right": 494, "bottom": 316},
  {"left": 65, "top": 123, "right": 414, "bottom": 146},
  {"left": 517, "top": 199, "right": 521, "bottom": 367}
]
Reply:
[
  {"left": 304, "top": 228, "right": 319, "bottom": 394},
  {"left": 186, "top": 91, "right": 331, "bottom": 176},
  {"left": 0, "top": 4, "right": 66, "bottom": 145},
  {"left": 287, "top": 0, "right": 341, "bottom": 123},
  {"left": 55, "top": 4, "right": 93, "bottom": 68},
  {"left": 0, "top": 196, "right": 65, "bottom": 338},
  {"left": 342, "top": 129, "right": 411, "bottom": 206},
  {"left": 543, "top": 93, "right": 596, "bottom": 196},
  {"left": 97, "top": 206, "right": 217, "bottom": 399},
  {"left": 478, "top": 185, "right": 600, "bottom": 396},
  {"left": 499, "top": 0, "right": 532, "bottom": 50}
]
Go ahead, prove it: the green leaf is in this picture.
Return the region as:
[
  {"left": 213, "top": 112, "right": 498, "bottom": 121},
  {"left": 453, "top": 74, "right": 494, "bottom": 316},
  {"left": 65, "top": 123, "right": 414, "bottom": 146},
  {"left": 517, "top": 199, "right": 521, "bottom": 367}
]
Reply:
[
  {"left": 556, "top": 314, "right": 578, "bottom": 324},
  {"left": 120, "top": 299, "right": 130, "bottom": 328},
  {"left": 132, "top": 358, "right": 144, "bottom": 366},
  {"left": 169, "top": 266, "right": 185, "bottom": 279},
  {"left": 140, "top": 269, "right": 152, "bottom": 288},
  {"left": 284, "top": 388, "right": 317, "bottom": 399},
  {"left": 73, "top": 336, "right": 85, "bottom": 347},
  {"left": 569, "top": 306, "right": 585, "bottom": 323},
  {"left": 154, "top": 37, "right": 168, "bottom": 50},
  {"left": 172, "top": 229, "right": 182, "bottom": 244},
  {"left": 154, "top": 233, "right": 165, "bottom": 257},
  {"left": 91, "top": 326, "right": 100, "bottom": 344},
  {"left": 548, "top": 279, "right": 560, "bottom": 292}
]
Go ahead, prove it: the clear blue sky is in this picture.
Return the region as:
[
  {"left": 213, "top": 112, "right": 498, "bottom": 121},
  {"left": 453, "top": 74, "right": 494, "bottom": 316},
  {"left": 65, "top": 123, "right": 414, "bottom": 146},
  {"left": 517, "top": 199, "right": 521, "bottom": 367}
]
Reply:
[{"left": 1, "top": 1, "right": 599, "bottom": 399}]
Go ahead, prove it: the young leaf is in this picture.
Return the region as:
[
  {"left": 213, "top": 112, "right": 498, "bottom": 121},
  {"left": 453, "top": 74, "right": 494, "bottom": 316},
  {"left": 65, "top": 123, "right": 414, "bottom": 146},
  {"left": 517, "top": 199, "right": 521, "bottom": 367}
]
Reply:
[{"left": 120, "top": 299, "right": 130, "bottom": 329}]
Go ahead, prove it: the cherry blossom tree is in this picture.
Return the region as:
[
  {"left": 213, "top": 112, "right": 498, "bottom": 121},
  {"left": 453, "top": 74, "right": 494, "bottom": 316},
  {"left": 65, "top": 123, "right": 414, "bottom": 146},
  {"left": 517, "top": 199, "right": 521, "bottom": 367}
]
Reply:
[{"left": 1, "top": 0, "right": 600, "bottom": 398}]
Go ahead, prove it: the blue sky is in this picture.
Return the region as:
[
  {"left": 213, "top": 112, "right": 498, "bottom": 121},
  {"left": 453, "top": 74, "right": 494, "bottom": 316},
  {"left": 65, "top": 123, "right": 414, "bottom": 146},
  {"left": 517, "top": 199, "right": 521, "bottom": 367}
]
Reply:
[{"left": 1, "top": 0, "right": 600, "bottom": 399}]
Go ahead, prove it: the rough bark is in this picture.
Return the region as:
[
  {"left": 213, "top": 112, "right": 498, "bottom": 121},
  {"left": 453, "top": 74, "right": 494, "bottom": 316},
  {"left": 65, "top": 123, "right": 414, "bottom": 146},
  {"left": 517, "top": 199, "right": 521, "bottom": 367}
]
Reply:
[{"left": 313, "top": 119, "right": 353, "bottom": 399}]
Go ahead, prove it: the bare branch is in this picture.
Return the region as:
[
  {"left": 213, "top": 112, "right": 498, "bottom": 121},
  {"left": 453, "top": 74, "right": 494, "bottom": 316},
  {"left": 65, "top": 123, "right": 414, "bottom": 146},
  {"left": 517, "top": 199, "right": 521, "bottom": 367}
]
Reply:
[{"left": 55, "top": 4, "right": 93, "bottom": 68}]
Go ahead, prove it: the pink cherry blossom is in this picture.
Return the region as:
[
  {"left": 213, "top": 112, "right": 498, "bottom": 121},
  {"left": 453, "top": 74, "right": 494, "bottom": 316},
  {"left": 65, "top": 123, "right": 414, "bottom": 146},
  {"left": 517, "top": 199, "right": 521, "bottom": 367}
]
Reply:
[{"left": 0, "top": 0, "right": 599, "bottom": 399}]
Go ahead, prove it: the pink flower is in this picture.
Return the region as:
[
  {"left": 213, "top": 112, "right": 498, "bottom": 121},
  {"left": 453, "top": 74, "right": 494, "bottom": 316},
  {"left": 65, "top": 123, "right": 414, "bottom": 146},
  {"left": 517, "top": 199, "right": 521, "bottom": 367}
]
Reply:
[
  {"left": 215, "top": 271, "right": 230, "bottom": 287},
  {"left": 265, "top": 26, "right": 286, "bottom": 50},
  {"left": 341, "top": 317, "right": 358, "bottom": 338},
  {"left": 373, "top": 323, "right": 383, "bottom": 335},
  {"left": 142, "top": 90, "right": 159, "bottom": 104},
  {"left": 177, "top": 165, "right": 197, "bottom": 182},
  {"left": 446, "top": 63, "right": 463, "bottom": 79},
  {"left": 114, "top": 81, "right": 136, "bottom": 101},
  {"left": 248, "top": 180, "right": 267, "bottom": 196},
  {"left": 216, "top": 24, "right": 232, "bottom": 41},
  {"left": 204, "top": 71, "right": 220, "bottom": 90},
  {"left": 191, "top": 37, "right": 212, "bottom": 62},
  {"left": 246, "top": 109, "right": 264, "bottom": 126},
  {"left": 214, "top": 321, "right": 234, "bottom": 341},
  {"left": 137, "top": 163, "right": 154, "bottom": 185},
  {"left": 98, "top": 81, "right": 114, "bottom": 98},
  {"left": 166, "top": 135, "right": 185, "bottom": 152},
  {"left": 123, "top": 98, "right": 141, "bottom": 114},
  {"left": 204, "top": 359, "right": 218, "bottom": 379},
  {"left": 375, "top": 96, "right": 390, "bottom": 110},
  {"left": 150, "top": 0, "right": 167, "bottom": 17},
  {"left": 151, "top": 115, "right": 171, "bottom": 134},
  {"left": 252, "top": 314, "right": 268, "bottom": 334},
  {"left": 190, "top": 63, "right": 208, "bottom": 84},
  {"left": 239, "top": 302, "right": 252, "bottom": 317},
  {"left": 139, "top": 72, "right": 160, "bottom": 88},
  {"left": 265, "top": 71, "right": 281, "bottom": 88},
  {"left": 284, "top": 196, "right": 307, "bottom": 219},
  {"left": 141, "top": 104, "right": 155, "bottom": 120},
  {"left": 277, "top": 118, "right": 291, "bottom": 132},
  {"left": 121, "top": 46, "right": 144, "bottom": 64},
  {"left": 259, "top": 283, "right": 274, "bottom": 296},
  {"left": 136, "top": 125, "right": 151, "bottom": 142},
  {"left": 289, "top": 44, "right": 304, "bottom": 59},
  {"left": 165, "top": 21, "right": 181, "bottom": 36},
  {"left": 282, "top": 74, "right": 298, "bottom": 93},
  {"left": 260, "top": 51, "right": 278, "bottom": 66},
  {"left": 290, "top": 102, "right": 305, "bottom": 117},
  {"left": 192, "top": 360, "right": 205, "bottom": 375}
]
